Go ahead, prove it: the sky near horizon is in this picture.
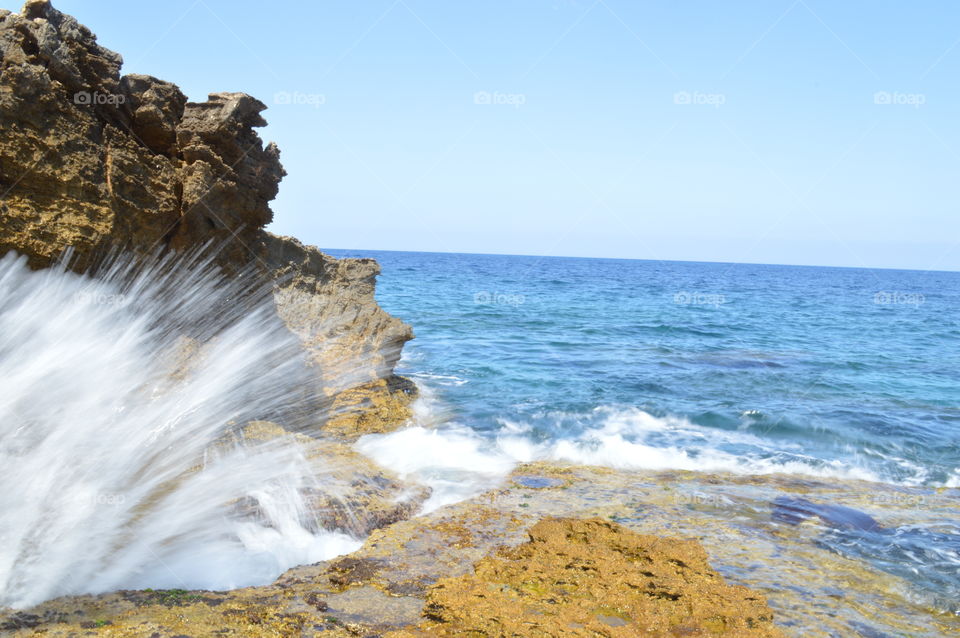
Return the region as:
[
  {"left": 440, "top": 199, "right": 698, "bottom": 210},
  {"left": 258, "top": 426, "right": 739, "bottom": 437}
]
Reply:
[{"left": 43, "top": 0, "right": 960, "bottom": 271}]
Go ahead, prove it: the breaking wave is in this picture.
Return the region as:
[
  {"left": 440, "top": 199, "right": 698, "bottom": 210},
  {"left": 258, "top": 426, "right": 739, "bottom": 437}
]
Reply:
[{"left": 0, "top": 251, "right": 359, "bottom": 608}]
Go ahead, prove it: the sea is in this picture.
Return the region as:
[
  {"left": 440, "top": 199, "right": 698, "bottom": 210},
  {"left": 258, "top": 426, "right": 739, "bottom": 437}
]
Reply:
[
  {"left": 327, "top": 249, "right": 960, "bottom": 624},
  {"left": 2, "top": 248, "right": 957, "bottom": 625},
  {"left": 325, "top": 249, "right": 959, "bottom": 495}
]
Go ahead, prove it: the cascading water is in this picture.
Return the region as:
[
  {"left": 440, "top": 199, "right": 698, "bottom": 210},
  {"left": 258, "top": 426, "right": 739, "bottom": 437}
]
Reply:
[{"left": 0, "top": 250, "right": 361, "bottom": 609}]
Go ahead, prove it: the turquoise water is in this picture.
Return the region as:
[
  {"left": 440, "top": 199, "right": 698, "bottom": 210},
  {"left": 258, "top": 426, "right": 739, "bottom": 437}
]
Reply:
[{"left": 329, "top": 250, "right": 960, "bottom": 487}]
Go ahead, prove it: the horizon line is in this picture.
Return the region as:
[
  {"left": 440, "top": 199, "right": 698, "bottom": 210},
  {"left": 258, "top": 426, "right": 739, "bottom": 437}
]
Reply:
[{"left": 318, "top": 246, "right": 960, "bottom": 275}]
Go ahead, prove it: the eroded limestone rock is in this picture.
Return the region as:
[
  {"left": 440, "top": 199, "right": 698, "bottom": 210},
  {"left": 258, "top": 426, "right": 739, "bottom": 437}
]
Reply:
[
  {"left": 392, "top": 517, "right": 785, "bottom": 637},
  {"left": 6, "top": 467, "right": 959, "bottom": 637},
  {"left": 0, "top": 0, "right": 414, "bottom": 437}
]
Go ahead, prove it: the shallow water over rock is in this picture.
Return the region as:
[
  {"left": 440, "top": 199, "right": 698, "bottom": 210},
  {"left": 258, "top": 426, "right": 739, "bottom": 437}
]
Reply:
[{"left": 5, "top": 464, "right": 957, "bottom": 636}]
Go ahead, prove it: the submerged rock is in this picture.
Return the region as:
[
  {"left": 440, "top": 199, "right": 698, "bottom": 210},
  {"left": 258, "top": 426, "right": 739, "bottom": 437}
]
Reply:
[
  {"left": 771, "top": 496, "right": 884, "bottom": 532},
  {"left": 5, "top": 466, "right": 959, "bottom": 636},
  {"left": 0, "top": 516, "right": 786, "bottom": 638}
]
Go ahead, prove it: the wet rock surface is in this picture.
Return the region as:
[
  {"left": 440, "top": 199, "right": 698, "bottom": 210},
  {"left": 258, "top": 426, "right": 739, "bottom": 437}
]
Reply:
[
  {"left": 242, "top": 422, "right": 431, "bottom": 537},
  {"left": 771, "top": 496, "right": 884, "bottom": 531},
  {"left": 7, "top": 464, "right": 956, "bottom": 637}
]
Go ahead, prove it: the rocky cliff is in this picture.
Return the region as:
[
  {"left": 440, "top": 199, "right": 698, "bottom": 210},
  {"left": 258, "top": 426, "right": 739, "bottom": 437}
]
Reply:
[{"left": 0, "top": 0, "right": 414, "bottom": 435}]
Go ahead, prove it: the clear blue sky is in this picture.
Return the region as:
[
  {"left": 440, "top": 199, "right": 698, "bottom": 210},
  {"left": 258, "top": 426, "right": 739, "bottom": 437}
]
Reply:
[{"left": 42, "top": 0, "right": 960, "bottom": 270}]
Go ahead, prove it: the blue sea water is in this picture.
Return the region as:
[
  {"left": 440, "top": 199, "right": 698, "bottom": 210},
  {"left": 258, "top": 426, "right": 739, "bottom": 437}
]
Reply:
[{"left": 328, "top": 249, "right": 960, "bottom": 489}]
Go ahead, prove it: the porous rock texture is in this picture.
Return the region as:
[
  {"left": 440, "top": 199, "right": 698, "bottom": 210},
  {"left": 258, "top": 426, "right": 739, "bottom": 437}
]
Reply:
[
  {"left": 0, "top": 513, "right": 787, "bottom": 637},
  {"left": 2, "top": 462, "right": 955, "bottom": 636},
  {"left": 391, "top": 518, "right": 785, "bottom": 637},
  {"left": 0, "top": 0, "right": 414, "bottom": 436}
]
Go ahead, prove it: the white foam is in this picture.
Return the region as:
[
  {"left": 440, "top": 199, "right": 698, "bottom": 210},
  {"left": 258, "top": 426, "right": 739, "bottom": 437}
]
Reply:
[
  {"left": 946, "top": 470, "right": 960, "bottom": 489},
  {"left": 530, "top": 407, "right": 882, "bottom": 481},
  {"left": 357, "top": 399, "right": 887, "bottom": 513},
  {"left": 0, "top": 252, "right": 361, "bottom": 608},
  {"left": 408, "top": 372, "right": 468, "bottom": 386},
  {"left": 357, "top": 425, "right": 514, "bottom": 512}
]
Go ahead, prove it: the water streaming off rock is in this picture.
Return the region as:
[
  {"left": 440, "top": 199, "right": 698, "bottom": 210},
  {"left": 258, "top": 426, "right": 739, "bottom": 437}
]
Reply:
[{"left": 0, "top": 252, "right": 361, "bottom": 609}]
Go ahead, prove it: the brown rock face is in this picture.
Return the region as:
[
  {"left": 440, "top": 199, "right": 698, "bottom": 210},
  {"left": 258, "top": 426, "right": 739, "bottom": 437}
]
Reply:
[
  {"left": 119, "top": 74, "right": 185, "bottom": 158},
  {"left": 397, "top": 518, "right": 786, "bottom": 637},
  {"left": 0, "top": 0, "right": 414, "bottom": 434}
]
